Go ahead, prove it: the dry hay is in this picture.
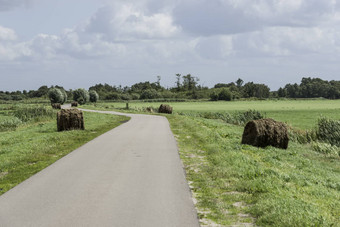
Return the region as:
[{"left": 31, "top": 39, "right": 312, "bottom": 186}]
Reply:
[
  {"left": 51, "top": 103, "right": 61, "bottom": 109},
  {"left": 57, "top": 109, "right": 84, "bottom": 131},
  {"left": 71, "top": 101, "right": 78, "bottom": 107},
  {"left": 158, "top": 104, "right": 173, "bottom": 114},
  {"left": 241, "top": 118, "right": 289, "bottom": 149}
]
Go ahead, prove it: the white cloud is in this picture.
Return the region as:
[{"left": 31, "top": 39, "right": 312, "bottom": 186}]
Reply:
[
  {"left": 0, "top": 25, "right": 17, "bottom": 41},
  {"left": 84, "top": 3, "right": 180, "bottom": 41}
]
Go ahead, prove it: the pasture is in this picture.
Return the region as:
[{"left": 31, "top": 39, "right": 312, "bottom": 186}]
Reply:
[{"left": 83, "top": 99, "right": 340, "bottom": 129}]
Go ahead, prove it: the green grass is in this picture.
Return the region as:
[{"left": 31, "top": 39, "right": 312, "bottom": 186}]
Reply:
[
  {"left": 83, "top": 99, "right": 340, "bottom": 129},
  {"left": 168, "top": 114, "right": 340, "bottom": 226},
  {"left": 43, "top": 100, "right": 340, "bottom": 226},
  {"left": 0, "top": 109, "right": 129, "bottom": 195}
]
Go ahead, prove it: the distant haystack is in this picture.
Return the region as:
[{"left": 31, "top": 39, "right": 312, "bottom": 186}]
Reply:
[
  {"left": 57, "top": 109, "right": 84, "bottom": 132},
  {"left": 51, "top": 103, "right": 61, "bottom": 109},
  {"left": 158, "top": 104, "right": 173, "bottom": 114},
  {"left": 242, "top": 118, "right": 289, "bottom": 149},
  {"left": 71, "top": 101, "right": 78, "bottom": 107}
]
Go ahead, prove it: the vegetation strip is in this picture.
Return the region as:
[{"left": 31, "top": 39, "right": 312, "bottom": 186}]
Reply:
[
  {"left": 0, "top": 104, "right": 129, "bottom": 195},
  {"left": 167, "top": 115, "right": 340, "bottom": 226}
]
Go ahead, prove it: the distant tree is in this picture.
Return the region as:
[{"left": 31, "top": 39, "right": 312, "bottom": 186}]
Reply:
[
  {"left": 73, "top": 88, "right": 89, "bottom": 105},
  {"left": 89, "top": 90, "right": 99, "bottom": 102},
  {"left": 236, "top": 78, "right": 244, "bottom": 88},
  {"left": 218, "top": 88, "right": 232, "bottom": 101},
  {"left": 140, "top": 89, "right": 161, "bottom": 99},
  {"left": 176, "top": 74, "right": 182, "bottom": 91},
  {"left": 48, "top": 88, "right": 64, "bottom": 104},
  {"left": 182, "top": 74, "right": 199, "bottom": 91}
]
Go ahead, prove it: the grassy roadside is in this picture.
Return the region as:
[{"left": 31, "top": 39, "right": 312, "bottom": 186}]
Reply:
[
  {"left": 167, "top": 114, "right": 340, "bottom": 226},
  {"left": 0, "top": 111, "right": 129, "bottom": 195}
]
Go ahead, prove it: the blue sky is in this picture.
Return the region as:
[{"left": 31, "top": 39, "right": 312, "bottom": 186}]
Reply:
[{"left": 1, "top": 0, "right": 340, "bottom": 91}]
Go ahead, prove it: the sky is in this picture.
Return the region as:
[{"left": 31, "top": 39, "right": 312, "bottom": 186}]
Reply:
[{"left": 0, "top": 0, "right": 340, "bottom": 91}]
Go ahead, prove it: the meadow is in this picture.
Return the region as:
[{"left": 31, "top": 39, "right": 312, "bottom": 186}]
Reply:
[
  {"left": 83, "top": 99, "right": 340, "bottom": 129},
  {"left": 83, "top": 99, "right": 340, "bottom": 226},
  {"left": 0, "top": 103, "right": 129, "bottom": 195}
]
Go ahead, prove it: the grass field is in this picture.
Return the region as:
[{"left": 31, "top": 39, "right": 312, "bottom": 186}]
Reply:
[
  {"left": 83, "top": 99, "right": 340, "bottom": 129},
  {"left": 0, "top": 104, "right": 129, "bottom": 195},
  {"left": 83, "top": 99, "right": 340, "bottom": 226}
]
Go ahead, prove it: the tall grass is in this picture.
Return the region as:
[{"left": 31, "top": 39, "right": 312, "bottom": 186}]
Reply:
[
  {"left": 12, "top": 105, "right": 55, "bottom": 122},
  {"left": 316, "top": 117, "right": 340, "bottom": 147},
  {"left": 0, "top": 117, "right": 22, "bottom": 131}
]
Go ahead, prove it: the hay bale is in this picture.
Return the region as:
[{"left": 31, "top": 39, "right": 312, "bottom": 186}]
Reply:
[
  {"left": 57, "top": 109, "right": 84, "bottom": 132},
  {"left": 146, "top": 107, "right": 154, "bottom": 113},
  {"left": 158, "top": 104, "right": 173, "bottom": 114},
  {"left": 51, "top": 103, "right": 61, "bottom": 109},
  {"left": 71, "top": 101, "right": 78, "bottom": 107},
  {"left": 241, "top": 118, "right": 289, "bottom": 149}
]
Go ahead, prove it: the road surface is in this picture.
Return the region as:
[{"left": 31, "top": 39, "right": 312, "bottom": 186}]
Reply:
[{"left": 0, "top": 109, "right": 199, "bottom": 227}]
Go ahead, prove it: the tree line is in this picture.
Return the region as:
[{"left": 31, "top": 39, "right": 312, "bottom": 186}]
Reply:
[{"left": 1, "top": 75, "right": 339, "bottom": 102}]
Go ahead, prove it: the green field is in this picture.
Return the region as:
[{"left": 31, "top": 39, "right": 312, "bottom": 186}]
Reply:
[
  {"left": 1, "top": 100, "right": 340, "bottom": 226},
  {"left": 84, "top": 99, "right": 340, "bottom": 129},
  {"left": 83, "top": 99, "right": 340, "bottom": 226},
  {"left": 0, "top": 104, "right": 129, "bottom": 195}
]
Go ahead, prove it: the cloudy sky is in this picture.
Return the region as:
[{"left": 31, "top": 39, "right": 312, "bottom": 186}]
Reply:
[{"left": 0, "top": 0, "right": 340, "bottom": 91}]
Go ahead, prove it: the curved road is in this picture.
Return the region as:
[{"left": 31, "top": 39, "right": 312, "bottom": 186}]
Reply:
[{"left": 0, "top": 110, "right": 199, "bottom": 227}]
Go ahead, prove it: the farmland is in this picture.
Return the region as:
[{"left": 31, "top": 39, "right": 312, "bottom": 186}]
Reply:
[
  {"left": 1, "top": 99, "right": 340, "bottom": 226},
  {"left": 83, "top": 99, "right": 340, "bottom": 129},
  {"left": 83, "top": 99, "right": 340, "bottom": 226}
]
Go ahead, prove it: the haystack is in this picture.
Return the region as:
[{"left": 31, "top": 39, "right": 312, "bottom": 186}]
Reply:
[
  {"left": 57, "top": 109, "right": 84, "bottom": 131},
  {"left": 241, "top": 118, "right": 289, "bottom": 149},
  {"left": 51, "top": 103, "right": 61, "bottom": 109},
  {"left": 158, "top": 104, "right": 173, "bottom": 114},
  {"left": 71, "top": 101, "right": 78, "bottom": 107}
]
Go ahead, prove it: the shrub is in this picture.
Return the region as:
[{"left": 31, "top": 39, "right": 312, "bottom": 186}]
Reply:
[
  {"left": 130, "top": 93, "right": 140, "bottom": 100},
  {"left": 60, "top": 89, "right": 67, "bottom": 104},
  {"left": 13, "top": 106, "right": 55, "bottom": 122},
  {"left": 48, "top": 88, "right": 64, "bottom": 104},
  {"left": 89, "top": 90, "right": 99, "bottom": 103},
  {"left": 73, "top": 88, "right": 89, "bottom": 105},
  {"left": 120, "top": 94, "right": 132, "bottom": 101},
  {"left": 218, "top": 88, "right": 232, "bottom": 101},
  {"left": 0, "top": 117, "right": 22, "bottom": 131},
  {"left": 312, "top": 142, "right": 340, "bottom": 156},
  {"left": 140, "top": 89, "right": 161, "bottom": 99},
  {"left": 316, "top": 117, "right": 340, "bottom": 147},
  {"left": 210, "top": 91, "right": 219, "bottom": 101}
]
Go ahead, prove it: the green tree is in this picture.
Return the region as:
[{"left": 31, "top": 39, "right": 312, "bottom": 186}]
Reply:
[
  {"left": 48, "top": 88, "right": 64, "bottom": 104},
  {"left": 89, "top": 90, "right": 99, "bottom": 102},
  {"left": 73, "top": 88, "right": 90, "bottom": 105}
]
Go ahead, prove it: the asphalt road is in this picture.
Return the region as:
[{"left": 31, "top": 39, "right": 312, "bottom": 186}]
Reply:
[{"left": 0, "top": 109, "right": 199, "bottom": 227}]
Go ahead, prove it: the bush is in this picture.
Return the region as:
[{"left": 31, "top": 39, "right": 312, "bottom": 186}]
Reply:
[
  {"left": 73, "top": 88, "right": 90, "bottom": 105},
  {"left": 89, "top": 90, "right": 99, "bottom": 103},
  {"left": 316, "top": 117, "right": 340, "bottom": 147},
  {"left": 48, "top": 88, "right": 64, "bottom": 104},
  {"left": 218, "top": 88, "right": 232, "bottom": 101},
  {"left": 60, "top": 89, "right": 67, "bottom": 104},
  {"left": 140, "top": 89, "right": 161, "bottom": 99},
  {"left": 13, "top": 106, "right": 55, "bottom": 122},
  {"left": 0, "top": 117, "right": 22, "bottom": 131},
  {"left": 312, "top": 142, "right": 340, "bottom": 156}
]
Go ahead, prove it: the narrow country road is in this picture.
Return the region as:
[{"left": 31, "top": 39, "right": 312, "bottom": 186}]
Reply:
[{"left": 0, "top": 109, "right": 199, "bottom": 227}]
